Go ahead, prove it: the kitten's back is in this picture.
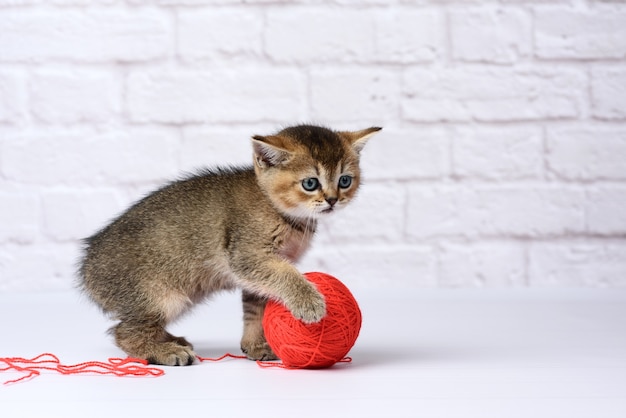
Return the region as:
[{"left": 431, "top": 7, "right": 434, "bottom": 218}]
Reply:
[{"left": 80, "top": 166, "right": 270, "bottom": 311}]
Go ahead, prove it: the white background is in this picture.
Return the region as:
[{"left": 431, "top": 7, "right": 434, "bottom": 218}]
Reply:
[{"left": 1, "top": 0, "right": 626, "bottom": 292}]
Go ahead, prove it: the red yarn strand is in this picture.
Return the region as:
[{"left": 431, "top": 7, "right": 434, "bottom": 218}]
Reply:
[
  {"left": 0, "top": 353, "right": 164, "bottom": 385},
  {"left": 2, "top": 350, "right": 355, "bottom": 385},
  {"left": 196, "top": 353, "right": 248, "bottom": 362},
  {"left": 199, "top": 352, "right": 355, "bottom": 369}
]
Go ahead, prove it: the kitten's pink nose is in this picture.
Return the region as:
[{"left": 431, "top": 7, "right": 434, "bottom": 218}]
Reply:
[{"left": 325, "top": 197, "right": 338, "bottom": 207}]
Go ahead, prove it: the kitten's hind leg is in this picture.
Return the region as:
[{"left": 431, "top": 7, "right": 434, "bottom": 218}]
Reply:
[
  {"left": 112, "top": 320, "right": 196, "bottom": 366},
  {"left": 240, "top": 291, "right": 277, "bottom": 361}
]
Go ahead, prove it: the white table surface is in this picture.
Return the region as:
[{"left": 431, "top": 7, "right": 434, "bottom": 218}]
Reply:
[{"left": 1, "top": 288, "right": 625, "bottom": 418}]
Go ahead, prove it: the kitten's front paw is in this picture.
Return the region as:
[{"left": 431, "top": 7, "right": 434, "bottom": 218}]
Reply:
[
  {"left": 146, "top": 342, "right": 196, "bottom": 366},
  {"left": 286, "top": 286, "right": 327, "bottom": 324}
]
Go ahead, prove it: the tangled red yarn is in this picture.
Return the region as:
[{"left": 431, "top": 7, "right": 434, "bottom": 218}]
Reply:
[
  {"left": 262, "top": 272, "right": 362, "bottom": 369},
  {"left": 0, "top": 353, "right": 163, "bottom": 385}
]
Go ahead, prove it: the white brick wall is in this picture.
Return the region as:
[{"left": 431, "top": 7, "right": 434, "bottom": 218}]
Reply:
[{"left": 1, "top": 0, "right": 625, "bottom": 292}]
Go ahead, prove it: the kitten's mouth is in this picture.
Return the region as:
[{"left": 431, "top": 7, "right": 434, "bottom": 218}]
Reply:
[{"left": 321, "top": 207, "right": 334, "bottom": 214}]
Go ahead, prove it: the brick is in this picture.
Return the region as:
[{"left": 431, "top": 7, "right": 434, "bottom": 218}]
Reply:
[
  {"left": 439, "top": 242, "right": 526, "bottom": 287},
  {"left": 406, "top": 186, "right": 459, "bottom": 239},
  {"left": 375, "top": 9, "right": 444, "bottom": 63},
  {"left": 450, "top": 8, "right": 531, "bottom": 63},
  {"left": 471, "top": 187, "right": 586, "bottom": 238},
  {"left": 0, "top": 71, "right": 24, "bottom": 123},
  {"left": 315, "top": 183, "right": 405, "bottom": 244},
  {"left": 30, "top": 71, "right": 120, "bottom": 124},
  {"left": 42, "top": 189, "right": 122, "bottom": 241},
  {"left": 310, "top": 69, "right": 399, "bottom": 123},
  {"left": 265, "top": 9, "right": 375, "bottom": 63},
  {"left": 591, "top": 67, "right": 626, "bottom": 120},
  {"left": 299, "top": 245, "right": 437, "bottom": 289},
  {"left": 546, "top": 127, "right": 626, "bottom": 181},
  {"left": 0, "top": 9, "right": 171, "bottom": 62},
  {"left": 452, "top": 126, "right": 543, "bottom": 180},
  {"left": 127, "top": 70, "right": 305, "bottom": 123},
  {"left": 402, "top": 68, "right": 582, "bottom": 122},
  {"left": 535, "top": 9, "right": 626, "bottom": 59},
  {"left": 529, "top": 242, "right": 626, "bottom": 287},
  {"left": 361, "top": 129, "right": 448, "bottom": 181},
  {"left": 0, "top": 129, "right": 180, "bottom": 185},
  {"left": 586, "top": 187, "right": 626, "bottom": 235},
  {"left": 178, "top": 9, "right": 263, "bottom": 61},
  {"left": 0, "top": 242, "right": 78, "bottom": 292},
  {"left": 0, "top": 192, "right": 39, "bottom": 243},
  {"left": 407, "top": 186, "right": 585, "bottom": 239}
]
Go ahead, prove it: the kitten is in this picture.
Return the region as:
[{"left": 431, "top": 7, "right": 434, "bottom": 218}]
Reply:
[{"left": 78, "top": 124, "right": 381, "bottom": 366}]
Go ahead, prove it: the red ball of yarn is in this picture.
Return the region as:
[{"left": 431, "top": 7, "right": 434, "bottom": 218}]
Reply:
[{"left": 262, "top": 272, "right": 362, "bottom": 369}]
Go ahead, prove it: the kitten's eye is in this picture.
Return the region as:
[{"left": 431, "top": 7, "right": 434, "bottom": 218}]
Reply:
[
  {"left": 302, "top": 177, "right": 320, "bottom": 192},
  {"left": 338, "top": 175, "right": 353, "bottom": 189}
]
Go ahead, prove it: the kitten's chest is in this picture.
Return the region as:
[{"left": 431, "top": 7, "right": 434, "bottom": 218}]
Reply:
[{"left": 274, "top": 222, "right": 316, "bottom": 262}]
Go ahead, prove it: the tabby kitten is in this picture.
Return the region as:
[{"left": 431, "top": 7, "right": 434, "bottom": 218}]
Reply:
[{"left": 79, "top": 124, "right": 381, "bottom": 366}]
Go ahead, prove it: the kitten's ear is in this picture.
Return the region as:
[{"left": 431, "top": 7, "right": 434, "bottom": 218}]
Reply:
[
  {"left": 341, "top": 127, "right": 382, "bottom": 154},
  {"left": 252, "top": 135, "right": 292, "bottom": 168}
]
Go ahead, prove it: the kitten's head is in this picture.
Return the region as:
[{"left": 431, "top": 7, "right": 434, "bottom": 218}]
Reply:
[{"left": 251, "top": 125, "right": 381, "bottom": 220}]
